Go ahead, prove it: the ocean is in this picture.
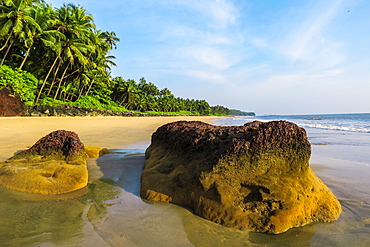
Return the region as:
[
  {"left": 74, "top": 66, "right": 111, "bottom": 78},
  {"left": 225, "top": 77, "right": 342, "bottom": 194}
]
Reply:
[
  {"left": 211, "top": 113, "right": 370, "bottom": 246},
  {"left": 215, "top": 113, "right": 370, "bottom": 134},
  {"left": 214, "top": 113, "right": 370, "bottom": 167}
]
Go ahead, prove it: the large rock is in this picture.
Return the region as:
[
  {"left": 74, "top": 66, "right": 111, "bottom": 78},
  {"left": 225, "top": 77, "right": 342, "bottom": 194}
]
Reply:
[
  {"left": 0, "top": 130, "right": 108, "bottom": 194},
  {"left": 140, "top": 120, "right": 342, "bottom": 234},
  {"left": 0, "top": 87, "right": 24, "bottom": 117}
]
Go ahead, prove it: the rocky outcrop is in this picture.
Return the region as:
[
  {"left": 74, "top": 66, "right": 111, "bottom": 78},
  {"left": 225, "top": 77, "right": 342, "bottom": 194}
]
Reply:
[
  {"left": 140, "top": 120, "right": 342, "bottom": 234},
  {"left": 0, "top": 130, "right": 107, "bottom": 194},
  {"left": 22, "top": 104, "right": 145, "bottom": 117},
  {"left": 0, "top": 88, "right": 24, "bottom": 117},
  {"left": 21, "top": 105, "right": 183, "bottom": 117},
  {"left": 0, "top": 98, "right": 200, "bottom": 118}
]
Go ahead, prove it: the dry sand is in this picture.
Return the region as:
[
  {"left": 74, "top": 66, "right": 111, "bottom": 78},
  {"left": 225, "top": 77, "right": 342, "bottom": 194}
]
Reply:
[{"left": 0, "top": 116, "right": 218, "bottom": 161}]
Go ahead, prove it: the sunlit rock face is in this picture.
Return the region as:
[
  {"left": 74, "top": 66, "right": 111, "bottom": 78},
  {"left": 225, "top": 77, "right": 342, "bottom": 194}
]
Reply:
[
  {"left": 140, "top": 121, "right": 342, "bottom": 234},
  {"left": 0, "top": 87, "right": 24, "bottom": 117},
  {"left": 0, "top": 130, "right": 107, "bottom": 195}
]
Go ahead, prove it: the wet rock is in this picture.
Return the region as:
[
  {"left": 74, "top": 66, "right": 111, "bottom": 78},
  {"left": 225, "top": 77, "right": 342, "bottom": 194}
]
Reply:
[
  {"left": 0, "top": 88, "right": 24, "bottom": 117},
  {"left": 0, "top": 130, "right": 107, "bottom": 194},
  {"left": 140, "top": 120, "right": 342, "bottom": 234}
]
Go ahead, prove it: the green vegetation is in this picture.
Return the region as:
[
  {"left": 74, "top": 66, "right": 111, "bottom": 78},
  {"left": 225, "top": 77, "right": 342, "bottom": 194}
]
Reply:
[
  {"left": 0, "top": 0, "right": 246, "bottom": 116},
  {"left": 0, "top": 65, "right": 38, "bottom": 104},
  {"left": 230, "top": 109, "right": 255, "bottom": 116},
  {"left": 210, "top": 105, "right": 231, "bottom": 116}
]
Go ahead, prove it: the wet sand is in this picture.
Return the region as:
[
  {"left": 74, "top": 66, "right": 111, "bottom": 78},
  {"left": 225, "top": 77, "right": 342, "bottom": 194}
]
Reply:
[{"left": 0, "top": 117, "right": 369, "bottom": 246}]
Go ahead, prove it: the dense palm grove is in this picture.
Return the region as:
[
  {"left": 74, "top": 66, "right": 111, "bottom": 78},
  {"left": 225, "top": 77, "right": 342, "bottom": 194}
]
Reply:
[{"left": 0, "top": 0, "right": 235, "bottom": 115}]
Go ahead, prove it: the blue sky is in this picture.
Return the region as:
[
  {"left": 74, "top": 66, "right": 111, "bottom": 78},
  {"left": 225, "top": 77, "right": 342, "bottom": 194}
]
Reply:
[{"left": 47, "top": 0, "right": 370, "bottom": 115}]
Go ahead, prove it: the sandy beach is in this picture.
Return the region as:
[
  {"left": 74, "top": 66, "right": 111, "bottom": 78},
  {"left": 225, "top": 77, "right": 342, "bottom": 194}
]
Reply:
[
  {"left": 0, "top": 116, "right": 217, "bottom": 162},
  {"left": 0, "top": 116, "right": 223, "bottom": 246},
  {"left": 0, "top": 116, "right": 369, "bottom": 246}
]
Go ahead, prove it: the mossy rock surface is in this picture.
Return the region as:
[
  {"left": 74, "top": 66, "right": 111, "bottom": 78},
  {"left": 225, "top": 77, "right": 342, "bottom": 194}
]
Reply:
[
  {"left": 140, "top": 120, "right": 342, "bottom": 234},
  {"left": 0, "top": 154, "right": 88, "bottom": 194},
  {"left": 0, "top": 130, "right": 109, "bottom": 194},
  {"left": 84, "top": 146, "right": 111, "bottom": 158}
]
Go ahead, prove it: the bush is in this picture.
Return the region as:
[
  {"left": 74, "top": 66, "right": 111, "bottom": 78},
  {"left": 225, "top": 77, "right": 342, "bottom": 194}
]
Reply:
[
  {"left": 0, "top": 65, "right": 38, "bottom": 104},
  {"left": 145, "top": 110, "right": 200, "bottom": 116},
  {"left": 103, "top": 100, "right": 128, "bottom": 111},
  {"left": 37, "top": 97, "right": 66, "bottom": 106},
  {"left": 72, "top": 95, "right": 103, "bottom": 109},
  {"left": 71, "top": 96, "right": 128, "bottom": 111}
]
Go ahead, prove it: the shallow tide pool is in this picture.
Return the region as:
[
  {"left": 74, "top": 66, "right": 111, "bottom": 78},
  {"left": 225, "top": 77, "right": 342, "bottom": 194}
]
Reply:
[{"left": 0, "top": 139, "right": 369, "bottom": 246}]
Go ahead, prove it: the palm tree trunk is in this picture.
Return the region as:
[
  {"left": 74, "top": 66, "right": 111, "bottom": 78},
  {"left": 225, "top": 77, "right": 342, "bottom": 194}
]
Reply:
[
  {"left": 77, "top": 85, "right": 85, "bottom": 100},
  {"left": 61, "top": 67, "right": 80, "bottom": 80},
  {"left": 54, "top": 61, "right": 71, "bottom": 100},
  {"left": 0, "top": 33, "right": 12, "bottom": 52},
  {"left": 1, "top": 39, "right": 14, "bottom": 66},
  {"left": 85, "top": 78, "right": 96, "bottom": 95},
  {"left": 120, "top": 94, "right": 128, "bottom": 105},
  {"left": 19, "top": 44, "right": 33, "bottom": 70},
  {"left": 35, "top": 55, "right": 59, "bottom": 104},
  {"left": 47, "top": 59, "right": 63, "bottom": 96}
]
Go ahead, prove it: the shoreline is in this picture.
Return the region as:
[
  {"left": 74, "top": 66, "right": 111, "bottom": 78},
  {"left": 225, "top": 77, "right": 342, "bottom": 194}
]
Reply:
[{"left": 0, "top": 116, "right": 219, "bottom": 161}]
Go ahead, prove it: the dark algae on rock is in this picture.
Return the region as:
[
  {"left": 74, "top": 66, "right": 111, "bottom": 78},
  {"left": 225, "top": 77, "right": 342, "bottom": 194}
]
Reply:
[
  {"left": 18, "top": 130, "right": 85, "bottom": 158},
  {"left": 140, "top": 120, "right": 342, "bottom": 234}
]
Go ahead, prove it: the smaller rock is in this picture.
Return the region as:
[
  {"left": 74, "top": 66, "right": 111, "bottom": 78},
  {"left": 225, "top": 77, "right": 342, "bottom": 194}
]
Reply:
[{"left": 0, "top": 130, "right": 109, "bottom": 194}]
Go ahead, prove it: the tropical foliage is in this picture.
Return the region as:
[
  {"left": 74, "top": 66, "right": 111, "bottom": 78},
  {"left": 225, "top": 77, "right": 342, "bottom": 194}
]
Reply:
[
  {"left": 0, "top": 0, "right": 231, "bottom": 115},
  {"left": 230, "top": 109, "right": 255, "bottom": 116},
  {"left": 210, "top": 105, "right": 231, "bottom": 116},
  {"left": 0, "top": 64, "right": 38, "bottom": 104}
]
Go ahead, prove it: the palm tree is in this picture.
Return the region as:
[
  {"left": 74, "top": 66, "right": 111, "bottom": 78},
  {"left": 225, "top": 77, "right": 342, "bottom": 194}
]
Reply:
[
  {"left": 0, "top": 0, "right": 38, "bottom": 65},
  {"left": 111, "top": 78, "right": 140, "bottom": 110},
  {"left": 53, "top": 39, "right": 93, "bottom": 99},
  {"left": 35, "top": 3, "right": 96, "bottom": 103},
  {"left": 84, "top": 53, "right": 116, "bottom": 95},
  {"left": 160, "top": 87, "right": 173, "bottom": 98},
  {"left": 45, "top": 4, "right": 95, "bottom": 100},
  {"left": 100, "top": 31, "right": 119, "bottom": 54},
  {"left": 34, "top": 38, "right": 63, "bottom": 104},
  {"left": 18, "top": 1, "right": 55, "bottom": 70}
]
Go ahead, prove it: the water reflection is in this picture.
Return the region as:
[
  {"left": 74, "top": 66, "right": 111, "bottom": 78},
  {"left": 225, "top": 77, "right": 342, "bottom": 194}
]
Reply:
[
  {"left": 85, "top": 150, "right": 318, "bottom": 247},
  {"left": 0, "top": 160, "right": 119, "bottom": 246},
  {"left": 0, "top": 149, "right": 368, "bottom": 246},
  {"left": 0, "top": 186, "right": 86, "bottom": 246}
]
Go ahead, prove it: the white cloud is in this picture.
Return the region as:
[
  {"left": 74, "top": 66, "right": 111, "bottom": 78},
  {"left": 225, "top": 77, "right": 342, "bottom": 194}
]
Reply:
[
  {"left": 205, "top": 0, "right": 237, "bottom": 28},
  {"left": 279, "top": 0, "right": 345, "bottom": 64},
  {"left": 251, "top": 37, "right": 267, "bottom": 48},
  {"left": 172, "top": 0, "right": 237, "bottom": 29},
  {"left": 179, "top": 46, "right": 236, "bottom": 70},
  {"left": 161, "top": 25, "right": 233, "bottom": 45},
  {"left": 181, "top": 70, "right": 226, "bottom": 84},
  {"left": 149, "top": 0, "right": 244, "bottom": 83}
]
